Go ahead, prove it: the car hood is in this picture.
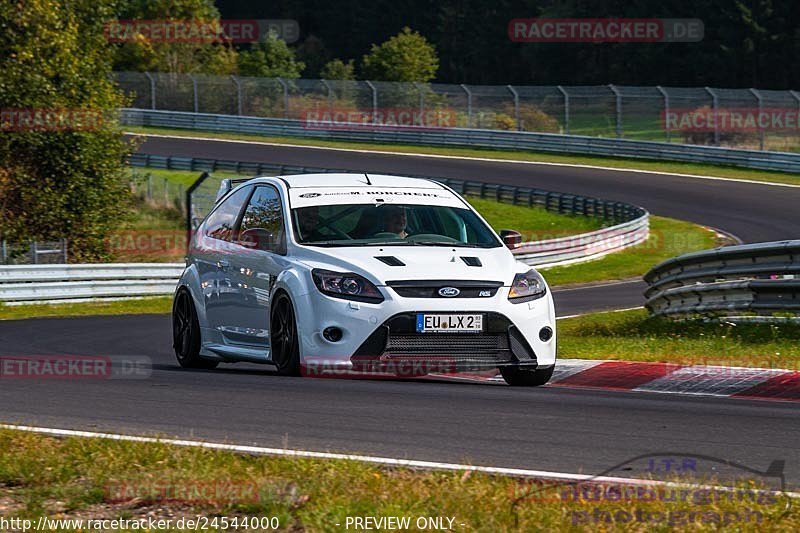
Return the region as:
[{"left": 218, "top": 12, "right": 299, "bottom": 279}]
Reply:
[{"left": 295, "top": 245, "right": 521, "bottom": 285}]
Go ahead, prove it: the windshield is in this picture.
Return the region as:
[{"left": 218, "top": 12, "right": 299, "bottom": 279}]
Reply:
[{"left": 292, "top": 203, "right": 501, "bottom": 248}]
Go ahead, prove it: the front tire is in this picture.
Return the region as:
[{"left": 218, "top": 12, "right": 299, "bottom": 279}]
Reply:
[
  {"left": 270, "top": 292, "right": 301, "bottom": 376},
  {"left": 500, "top": 365, "right": 554, "bottom": 387},
  {"left": 172, "top": 289, "right": 218, "bottom": 369}
]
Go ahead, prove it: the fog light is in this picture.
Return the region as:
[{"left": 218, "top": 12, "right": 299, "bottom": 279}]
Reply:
[
  {"left": 539, "top": 326, "right": 553, "bottom": 342},
  {"left": 323, "top": 327, "right": 343, "bottom": 342}
]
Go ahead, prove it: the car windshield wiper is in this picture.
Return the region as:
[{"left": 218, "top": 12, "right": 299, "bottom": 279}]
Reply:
[
  {"left": 409, "top": 241, "right": 481, "bottom": 247},
  {"left": 303, "top": 240, "right": 406, "bottom": 247}
]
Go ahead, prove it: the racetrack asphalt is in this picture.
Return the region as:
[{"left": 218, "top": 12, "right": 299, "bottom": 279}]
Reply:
[
  {"left": 1, "top": 134, "right": 798, "bottom": 486},
  {"left": 1, "top": 314, "right": 799, "bottom": 487}
]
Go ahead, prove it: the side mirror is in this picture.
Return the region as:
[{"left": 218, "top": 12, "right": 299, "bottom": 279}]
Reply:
[
  {"left": 240, "top": 228, "right": 283, "bottom": 253},
  {"left": 500, "top": 229, "right": 523, "bottom": 250}
]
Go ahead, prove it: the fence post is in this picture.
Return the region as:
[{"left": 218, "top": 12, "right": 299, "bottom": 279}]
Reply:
[
  {"left": 164, "top": 178, "right": 169, "bottom": 206},
  {"left": 320, "top": 79, "right": 333, "bottom": 113},
  {"left": 147, "top": 174, "right": 153, "bottom": 201},
  {"left": 230, "top": 75, "right": 243, "bottom": 115},
  {"left": 656, "top": 85, "right": 670, "bottom": 142},
  {"left": 276, "top": 78, "right": 289, "bottom": 118},
  {"left": 144, "top": 72, "right": 156, "bottom": 110},
  {"left": 61, "top": 239, "right": 68, "bottom": 264},
  {"left": 30, "top": 241, "right": 37, "bottom": 265},
  {"left": 749, "top": 88, "right": 764, "bottom": 151},
  {"left": 412, "top": 82, "right": 425, "bottom": 118},
  {"left": 365, "top": 80, "right": 378, "bottom": 123},
  {"left": 507, "top": 85, "right": 520, "bottom": 131},
  {"left": 609, "top": 84, "right": 622, "bottom": 138},
  {"left": 1, "top": 240, "right": 6, "bottom": 264},
  {"left": 557, "top": 85, "right": 570, "bottom": 134},
  {"left": 704, "top": 87, "right": 720, "bottom": 146},
  {"left": 190, "top": 74, "right": 199, "bottom": 113},
  {"left": 460, "top": 84, "right": 472, "bottom": 128}
]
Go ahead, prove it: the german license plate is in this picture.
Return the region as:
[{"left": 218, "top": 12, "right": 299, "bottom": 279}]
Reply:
[{"left": 415, "top": 313, "right": 483, "bottom": 333}]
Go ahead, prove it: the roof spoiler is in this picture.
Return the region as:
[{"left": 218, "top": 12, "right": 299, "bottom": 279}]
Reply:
[{"left": 215, "top": 178, "right": 252, "bottom": 203}]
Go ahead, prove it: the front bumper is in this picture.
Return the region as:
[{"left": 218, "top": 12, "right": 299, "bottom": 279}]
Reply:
[{"left": 294, "top": 283, "right": 556, "bottom": 375}]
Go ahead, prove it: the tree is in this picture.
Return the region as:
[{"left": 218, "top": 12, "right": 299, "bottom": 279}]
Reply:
[
  {"left": 320, "top": 59, "right": 355, "bottom": 80},
  {"left": 0, "top": 0, "right": 133, "bottom": 261},
  {"left": 361, "top": 27, "right": 439, "bottom": 82},
  {"left": 112, "top": 0, "right": 238, "bottom": 74},
  {"left": 238, "top": 32, "right": 305, "bottom": 78}
]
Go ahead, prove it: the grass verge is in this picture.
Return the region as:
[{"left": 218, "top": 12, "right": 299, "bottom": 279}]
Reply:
[
  {"left": 541, "top": 216, "right": 723, "bottom": 286},
  {"left": 559, "top": 308, "right": 800, "bottom": 369},
  {"left": 0, "top": 429, "right": 794, "bottom": 531},
  {"left": 126, "top": 125, "right": 800, "bottom": 186},
  {"left": 0, "top": 297, "right": 172, "bottom": 321}
]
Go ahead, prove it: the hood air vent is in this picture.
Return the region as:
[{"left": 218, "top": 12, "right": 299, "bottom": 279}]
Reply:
[
  {"left": 460, "top": 256, "right": 482, "bottom": 267},
  {"left": 376, "top": 256, "right": 405, "bottom": 266}
]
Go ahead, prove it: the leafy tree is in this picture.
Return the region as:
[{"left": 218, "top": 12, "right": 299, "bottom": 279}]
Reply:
[
  {"left": 238, "top": 32, "right": 305, "bottom": 78},
  {"left": 321, "top": 59, "right": 355, "bottom": 80},
  {"left": 0, "top": 0, "right": 133, "bottom": 261},
  {"left": 361, "top": 27, "right": 439, "bottom": 82},
  {"left": 112, "top": 0, "right": 238, "bottom": 74}
]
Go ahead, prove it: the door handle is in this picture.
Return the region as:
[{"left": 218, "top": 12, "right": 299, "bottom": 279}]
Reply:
[{"left": 216, "top": 259, "right": 230, "bottom": 270}]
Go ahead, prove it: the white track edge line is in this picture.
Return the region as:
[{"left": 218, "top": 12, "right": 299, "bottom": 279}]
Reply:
[
  {"left": 3, "top": 423, "right": 797, "bottom": 497},
  {"left": 127, "top": 132, "right": 800, "bottom": 189}
]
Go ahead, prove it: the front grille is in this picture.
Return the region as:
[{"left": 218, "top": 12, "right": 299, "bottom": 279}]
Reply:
[
  {"left": 386, "top": 280, "right": 502, "bottom": 298},
  {"left": 386, "top": 333, "right": 508, "bottom": 354},
  {"left": 351, "top": 312, "right": 536, "bottom": 372}
]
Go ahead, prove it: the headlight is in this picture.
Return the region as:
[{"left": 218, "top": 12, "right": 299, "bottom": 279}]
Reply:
[
  {"left": 508, "top": 269, "right": 547, "bottom": 303},
  {"left": 312, "top": 269, "right": 384, "bottom": 303}
]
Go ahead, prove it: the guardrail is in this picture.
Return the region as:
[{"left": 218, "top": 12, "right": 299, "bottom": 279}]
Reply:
[
  {"left": 122, "top": 108, "right": 800, "bottom": 173},
  {"left": 0, "top": 264, "right": 183, "bottom": 303},
  {"left": 133, "top": 153, "right": 649, "bottom": 269},
  {"left": 644, "top": 240, "right": 800, "bottom": 320}
]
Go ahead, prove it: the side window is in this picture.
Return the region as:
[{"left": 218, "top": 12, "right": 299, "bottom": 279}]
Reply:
[
  {"left": 238, "top": 186, "right": 285, "bottom": 253},
  {"left": 203, "top": 186, "right": 252, "bottom": 241}
]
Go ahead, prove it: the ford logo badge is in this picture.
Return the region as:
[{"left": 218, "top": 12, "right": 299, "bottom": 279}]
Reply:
[{"left": 438, "top": 287, "right": 460, "bottom": 297}]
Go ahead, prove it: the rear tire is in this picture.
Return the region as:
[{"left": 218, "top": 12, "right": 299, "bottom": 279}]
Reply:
[
  {"left": 500, "top": 365, "right": 554, "bottom": 387},
  {"left": 270, "top": 292, "right": 301, "bottom": 376},
  {"left": 173, "top": 289, "right": 218, "bottom": 370}
]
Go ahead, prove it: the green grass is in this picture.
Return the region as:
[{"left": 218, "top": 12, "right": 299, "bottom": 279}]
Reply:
[
  {"left": 0, "top": 297, "right": 172, "bottom": 321},
  {"left": 126, "top": 125, "right": 800, "bottom": 186},
  {"left": 0, "top": 429, "right": 795, "bottom": 531},
  {"left": 559, "top": 308, "right": 800, "bottom": 369},
  {"left": 466, "top": 196, "right": 604, "bottom": 236}
]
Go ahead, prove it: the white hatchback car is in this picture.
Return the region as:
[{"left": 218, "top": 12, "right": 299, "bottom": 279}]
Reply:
[{"left": 172, "top": 173, "right": 556, "bottom": 386}]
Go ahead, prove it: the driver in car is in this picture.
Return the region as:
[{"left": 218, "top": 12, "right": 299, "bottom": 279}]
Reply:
[{"left": 381, "top": 206, "right": 408, "bottom": 238}]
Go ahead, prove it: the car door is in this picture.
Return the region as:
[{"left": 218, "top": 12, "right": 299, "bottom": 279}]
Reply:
[
  {"left": 228, "top": 184, "right": 289, "bottom": 348},
  {"left": 194, "top": 185, "right": 253, "bottom": 344}
]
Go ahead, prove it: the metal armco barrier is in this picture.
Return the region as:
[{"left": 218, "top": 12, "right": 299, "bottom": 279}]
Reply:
[
  {"left": 121, "top": 108, "right": 800, "bottom": 173},
  {"left": 644, "top": 240, "right": 800, "bottom": 320},
  {"left": 0, "top": 264, "right": 183, "bottom": 303}
]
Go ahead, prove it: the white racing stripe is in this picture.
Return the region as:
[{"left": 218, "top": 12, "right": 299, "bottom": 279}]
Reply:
[
  {"left": 128, "top": 132, "right": 800, "bottom": 189},
  {"left": 2, "top": 423, "right": 796, "bottom": 497}
]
